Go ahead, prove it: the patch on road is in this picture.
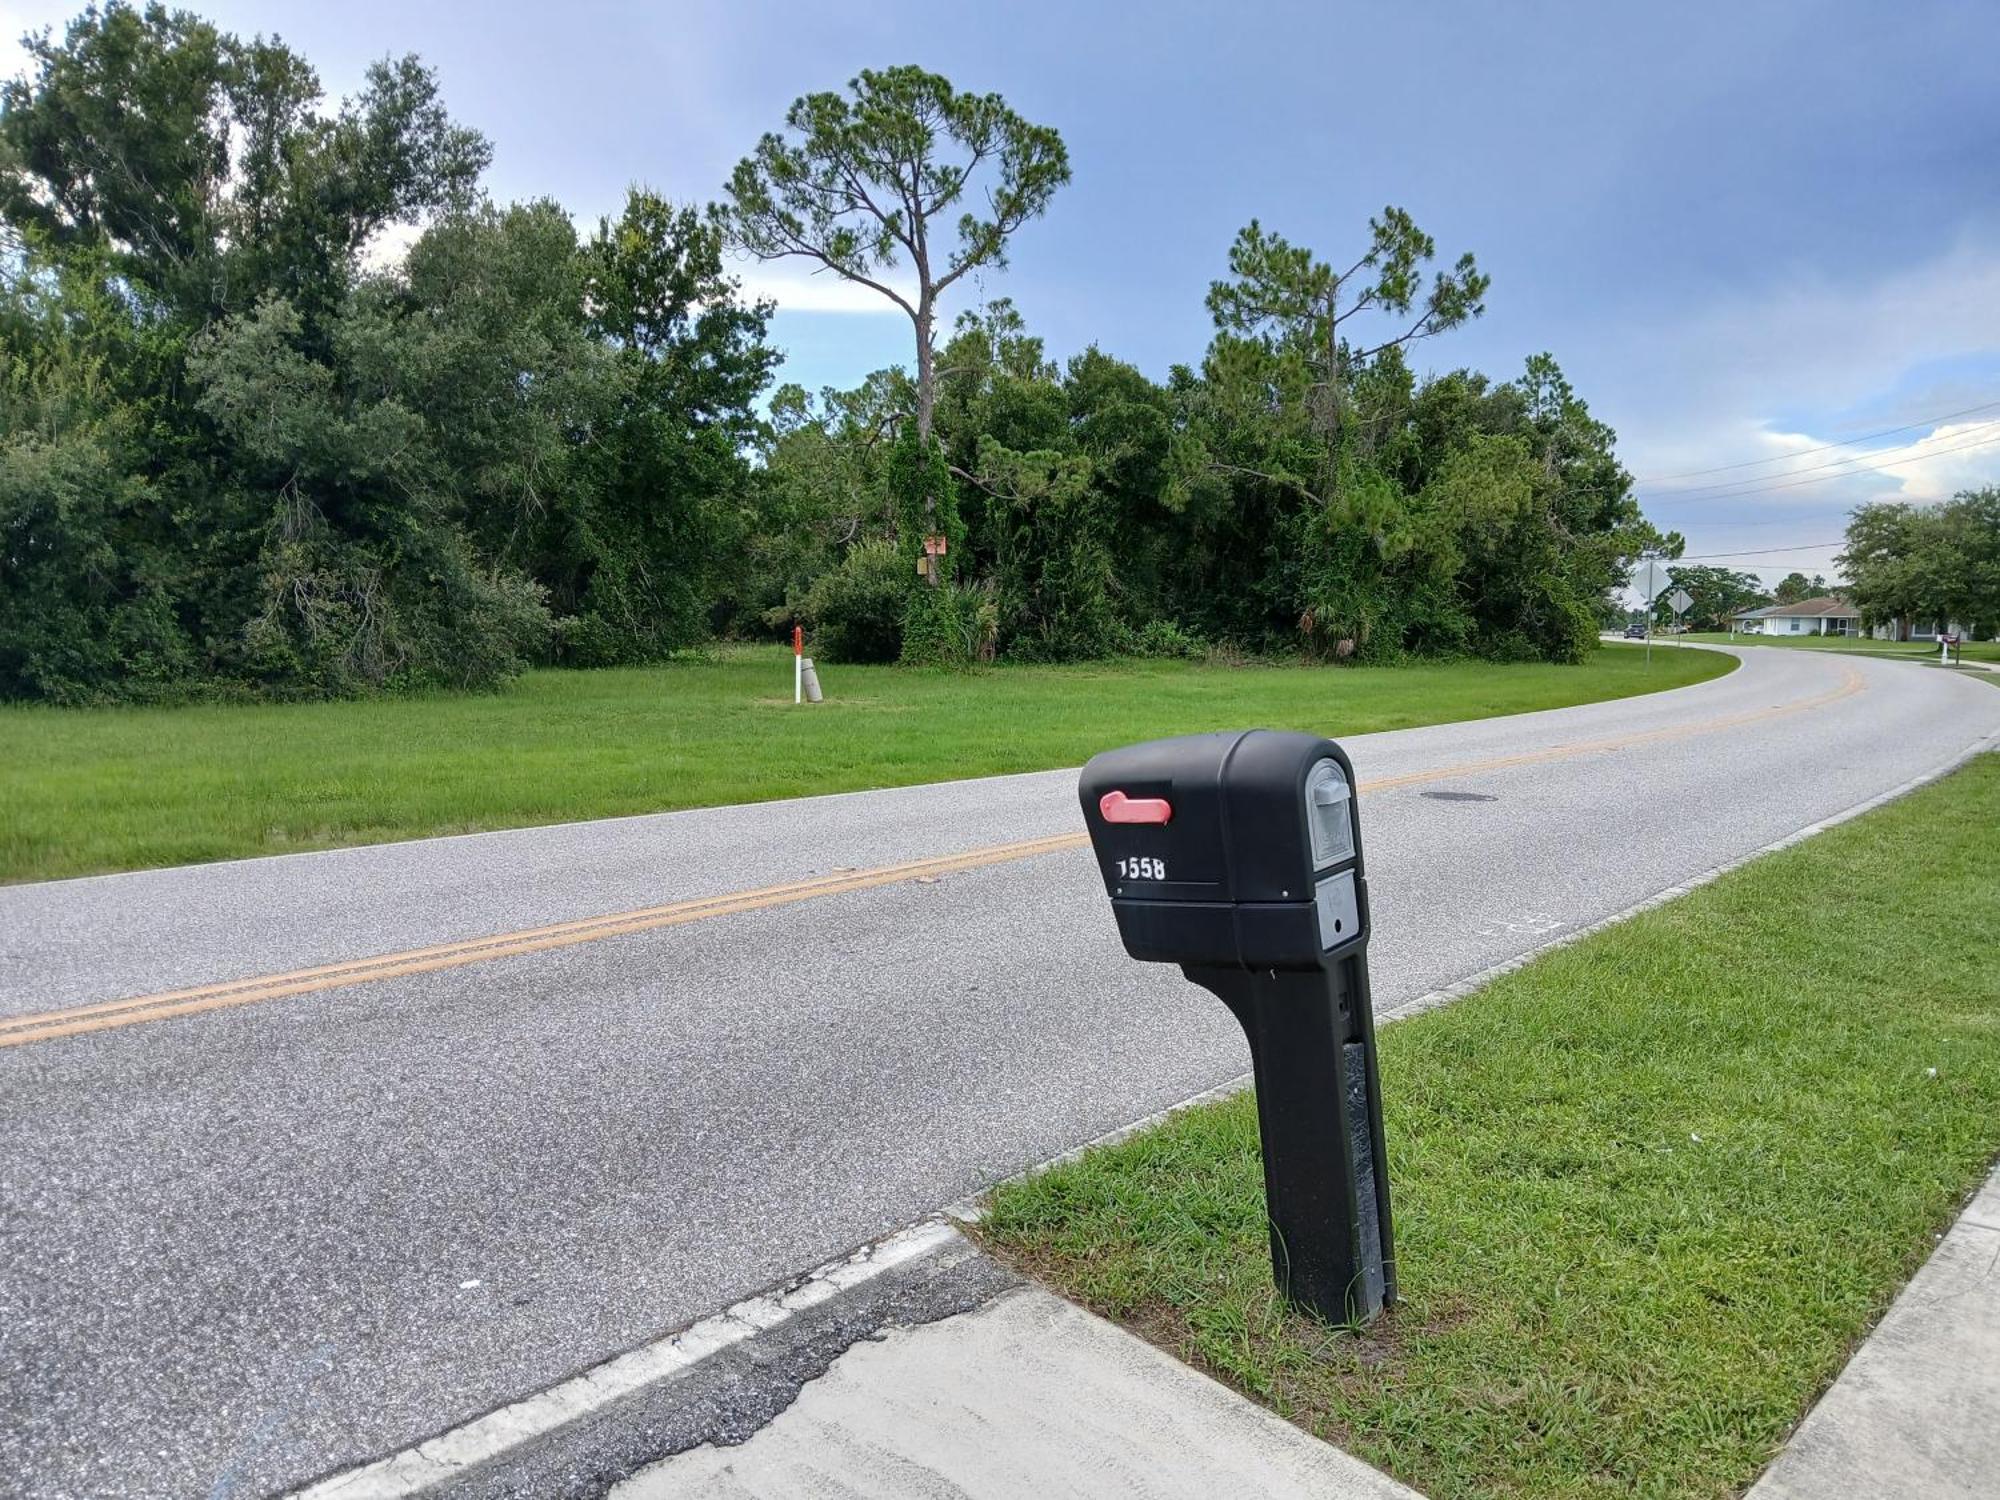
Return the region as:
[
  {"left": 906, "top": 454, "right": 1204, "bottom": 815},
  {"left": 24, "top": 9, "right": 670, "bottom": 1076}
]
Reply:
[
  {"left": 1471, "top": 911, "right": 1567, "bottom": 940},
  {"left": 1419, "top": 790, "right": 1498, "bottom": 803},
  {"left": 307, "top": 1230, "right": 1017, "bottom": 1500}
]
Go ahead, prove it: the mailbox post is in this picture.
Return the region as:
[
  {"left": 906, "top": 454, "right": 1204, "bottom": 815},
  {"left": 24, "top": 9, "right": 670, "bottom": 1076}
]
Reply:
[{"left": 1079, "top": 729, "right": 1394, "bottom": 1324}]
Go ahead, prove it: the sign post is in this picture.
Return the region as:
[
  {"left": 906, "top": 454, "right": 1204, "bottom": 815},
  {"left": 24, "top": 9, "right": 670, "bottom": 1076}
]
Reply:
[
  {"left": 1632, "top": 558, "right": 1673, "bottom": 667},
  {"left": 1669, "top": 587, "right": 1695, "bottom": 645},
  {"left": 793, "top": 624, "right": 803, "bottom": 705}
]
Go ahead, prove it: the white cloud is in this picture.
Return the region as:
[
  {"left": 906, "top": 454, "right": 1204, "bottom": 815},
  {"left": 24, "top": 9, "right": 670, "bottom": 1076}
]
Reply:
[
  {"left": 358, "top": 219, "right": 424, "bottom": 274},
  {"left": 1856, "top": 417, "right": 2000, "bottom": 504},
  {"left": 0, "top": 2, "right": 69, "bottom": 84},
  {"left": 1614, "top": 240, "right": 2000, "bottom": 485},
  {"left": 730, "top": 261, "right": 916, "bottom": 316},
  {"left": 1648, "top": 416, "right": 2000, "bottom": 514},
  {"left": 1601, "top": 237, "right": 2000, "bottom": 583}
]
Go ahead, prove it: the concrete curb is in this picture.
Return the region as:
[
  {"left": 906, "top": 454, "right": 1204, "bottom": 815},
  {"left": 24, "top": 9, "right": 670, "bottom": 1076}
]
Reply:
[
  {"left": 1748, "top": 1162, "right": 2000, "bottom": 1498},
  {"left": 611, "top": 1282, "right": 1424, "bottom": 1500}
]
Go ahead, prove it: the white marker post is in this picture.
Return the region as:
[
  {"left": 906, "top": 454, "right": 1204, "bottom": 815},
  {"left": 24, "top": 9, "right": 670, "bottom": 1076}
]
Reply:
[{"left": 793, "top": 624, "right": 803, "bottom": 705}]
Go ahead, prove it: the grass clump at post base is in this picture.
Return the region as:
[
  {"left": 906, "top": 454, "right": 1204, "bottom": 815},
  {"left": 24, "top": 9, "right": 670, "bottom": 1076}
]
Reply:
[
  {"left": 0, "top": 642, "right": 1728, "bottom": 884},
  {"left": 980, "top": 754, "right": 2000, "bottom": 1500}
]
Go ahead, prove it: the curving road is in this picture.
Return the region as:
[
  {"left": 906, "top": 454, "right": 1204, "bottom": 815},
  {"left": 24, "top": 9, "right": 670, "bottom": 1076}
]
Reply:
[{"left": 3, "top": 646, "right": 1997, "bottom": 1498}]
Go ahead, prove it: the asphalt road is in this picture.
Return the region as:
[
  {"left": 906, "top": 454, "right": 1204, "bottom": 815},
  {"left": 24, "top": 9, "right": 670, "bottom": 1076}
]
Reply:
[{"left": 3, "top": 647, "right": 1997, "bottom": 1498}]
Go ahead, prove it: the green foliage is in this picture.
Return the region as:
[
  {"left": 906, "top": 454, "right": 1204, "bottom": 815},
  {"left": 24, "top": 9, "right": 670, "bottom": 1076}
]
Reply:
[
  {"left": 0, "top": 6, "right": 772, "bottom": 702},
  {"left": 983, "top": 754, "right": 2000, "bottom": 1500},
  {"left": 899, "top": 581, "right": 995, "bottom": 667},
  {"left": 1841, "top": 491, "right": 2000, "bottom": 636},
  {"left": 749, "top": 248, "right": 1660, "bottom": 670},
  {"left": 0, "top": 2, "right": 487, "bottom": 333},
  {"left": 794, "top": 539, "right": 909, "bottom": 663},
  {"left": 1119, "top": 619, "right": 1208, "bottom": 659},
  {"left": 728, "top": 381, "right": 898, "bottom": 632},
  {"left": 0, "top": 389, "right": 191, "bottom": 702},
  {"left": 4, "top": 13, "right": 1690, "bottom": 701},
  {"left": 1661, "top": 565, "right": 1769, "bottom": 629},
  {"left": 1772, "top": 570, "right": 1825, "bottom": 604}
]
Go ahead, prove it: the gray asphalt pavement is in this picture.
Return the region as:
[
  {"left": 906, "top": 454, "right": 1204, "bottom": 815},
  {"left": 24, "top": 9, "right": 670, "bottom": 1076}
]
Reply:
[{"left": 3, "top": 646, "right": 1997, "bottom": 1498}]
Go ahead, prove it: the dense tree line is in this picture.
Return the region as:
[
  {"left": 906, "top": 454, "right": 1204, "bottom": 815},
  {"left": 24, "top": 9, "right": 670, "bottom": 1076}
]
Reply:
[
  {"left": 1651, "top": 566, "right": 1771, "bottom": 630},
  {"left": 761, "top": 303, "right": 1668, "bottom": 666},
  {"left": 1, "top": 4, "right": 771, "bottom": 701},
  {"left": 1841, "top": 490, "right": 2000, "bottom": 637},
  {"left": 3, "top": 6, "right": 1670, "bottom": 704}
]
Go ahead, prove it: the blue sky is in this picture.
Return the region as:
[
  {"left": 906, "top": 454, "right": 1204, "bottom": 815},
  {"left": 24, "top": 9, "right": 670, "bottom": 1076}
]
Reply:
[{"left": 7, "top": 0, "right": 1999, "bottom": 588}]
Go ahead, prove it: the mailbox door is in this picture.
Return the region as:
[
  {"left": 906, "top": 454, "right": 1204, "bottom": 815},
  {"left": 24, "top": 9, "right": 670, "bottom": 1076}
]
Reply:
[
  {"left": 1078, "top": 732, "right": 1237, "bottom": 900},
  {"left": 1218, "top": 734, "right": 1361, "bottom": 903}
]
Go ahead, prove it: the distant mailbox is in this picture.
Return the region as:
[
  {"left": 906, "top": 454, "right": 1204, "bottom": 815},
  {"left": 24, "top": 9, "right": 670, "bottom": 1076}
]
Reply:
[{"left": 1079, "top": 730, "right": 1394, "bottom": 1324}]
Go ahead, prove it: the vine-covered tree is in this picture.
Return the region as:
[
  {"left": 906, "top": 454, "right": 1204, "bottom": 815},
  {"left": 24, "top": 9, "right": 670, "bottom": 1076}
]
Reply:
[{"left": 721, "top": 65, "right": 1067, "bottom": 605}]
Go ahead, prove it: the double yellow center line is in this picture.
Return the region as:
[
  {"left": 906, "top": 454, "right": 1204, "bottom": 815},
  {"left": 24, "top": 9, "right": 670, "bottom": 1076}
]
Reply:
[
  {"left": 0, "top": 664, "right": 1862, "bottom": 1051},
  {"left": 0, "top": 834, "right": 1084, "bottom": 1050}
]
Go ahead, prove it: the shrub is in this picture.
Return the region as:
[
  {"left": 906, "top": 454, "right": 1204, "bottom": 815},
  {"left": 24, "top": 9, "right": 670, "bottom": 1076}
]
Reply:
[
  {"left": 901, "top": 582, "right": 997, "bottom": 667},
  {"left": 1120, "top": 618, "right": 1207, "bottom": 659},
  {"left": 795, "top": 540, "right": 909, "bottom": 663}
]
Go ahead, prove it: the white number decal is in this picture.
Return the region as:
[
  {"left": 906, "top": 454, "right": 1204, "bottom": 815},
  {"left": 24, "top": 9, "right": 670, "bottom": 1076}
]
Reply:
[{"left": 1116, "top": 856, "right": 1167, "bottom": 881}]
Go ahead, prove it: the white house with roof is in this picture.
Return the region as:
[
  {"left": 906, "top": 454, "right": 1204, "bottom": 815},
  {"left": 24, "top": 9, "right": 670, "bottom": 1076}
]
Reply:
[
  {"left": 1730, "top": 595, "right": 1978, "bottom": 641},
  {"left": 1731, "top": 596, "right": 1861, "bottom": 636}
]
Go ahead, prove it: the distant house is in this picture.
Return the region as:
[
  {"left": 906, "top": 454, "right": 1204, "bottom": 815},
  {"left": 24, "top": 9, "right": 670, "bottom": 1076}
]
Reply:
[
  {"left": 1731, "top": 595, "right": 1975, "bottom": 642},
  {"left": 1867, "top": 615, "right": 1974, "bottom": 643},
  {"left": 1732, "top": 596, "right": 1861, "bottom": 637}
]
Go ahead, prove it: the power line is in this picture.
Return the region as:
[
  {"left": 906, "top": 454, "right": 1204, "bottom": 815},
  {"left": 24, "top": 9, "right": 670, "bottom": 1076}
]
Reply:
[
  {"left": 1646, "top": 421, "right": 2000, "bottom": 500},
  {"left": 1637, "top": 429, "right": 2000, "bottom": 506},
  {"left": 1679, "top": 511, "right": 1850, "bottom": 530},
  {"left": 1673, "top": 542, "right": 1845, "bottom": 561},
  {"left": 1637, "top": 396, "right": 2000, "bottom": 482}
]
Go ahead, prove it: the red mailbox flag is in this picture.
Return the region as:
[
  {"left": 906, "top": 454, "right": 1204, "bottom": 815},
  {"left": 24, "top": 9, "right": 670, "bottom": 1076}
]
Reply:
[{"left": 1099, "top": 790, "right": 1173, "bottom": 824}]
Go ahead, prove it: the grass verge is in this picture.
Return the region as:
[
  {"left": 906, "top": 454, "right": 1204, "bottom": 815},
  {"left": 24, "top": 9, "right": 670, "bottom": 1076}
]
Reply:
[
  {"left": 1681, "top": 630, "right": 2000, "bottom": 663},
  {"left": 980, "top": 753, "right": 2000, "bottom": 1500},
  {"left": 0, "top": 643, "right": 1729, "bottom": 884}
]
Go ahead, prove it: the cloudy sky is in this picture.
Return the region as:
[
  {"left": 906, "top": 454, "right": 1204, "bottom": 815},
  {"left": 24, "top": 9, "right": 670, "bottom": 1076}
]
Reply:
[{"left": 7, "top": 0, "right": 1998, "bottom": 586}]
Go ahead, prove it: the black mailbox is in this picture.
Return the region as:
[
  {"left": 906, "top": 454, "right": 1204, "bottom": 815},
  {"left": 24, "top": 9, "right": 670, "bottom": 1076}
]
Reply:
[{"left": 1079, "top": 730, "right": 1394, "bottom": 1324}]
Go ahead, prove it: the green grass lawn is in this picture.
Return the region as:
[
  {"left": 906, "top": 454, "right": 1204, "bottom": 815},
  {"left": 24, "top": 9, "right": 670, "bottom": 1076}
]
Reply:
[
  {"left": 1681, "top": 630, "right": 2000, "bottom": 663},
  {"left": 0, "top": 643, "right": 1729, "bottom": 884},
  {"left": 981, "top": 754, "right": 2000, "bottom": 1500}
]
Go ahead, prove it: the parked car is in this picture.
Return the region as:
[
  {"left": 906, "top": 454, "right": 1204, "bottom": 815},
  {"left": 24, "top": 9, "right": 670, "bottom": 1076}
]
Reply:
[{"left": 1623, "top": 622, "right": 1648, "bottom": 639}]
